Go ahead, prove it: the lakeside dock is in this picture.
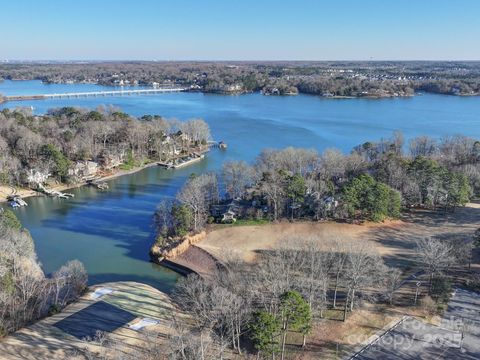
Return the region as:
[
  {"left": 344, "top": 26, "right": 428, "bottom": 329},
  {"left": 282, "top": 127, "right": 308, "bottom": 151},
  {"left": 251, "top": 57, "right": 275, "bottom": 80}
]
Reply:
[{"left": 158, "top": 154, "right": 205, "bottom": 169}]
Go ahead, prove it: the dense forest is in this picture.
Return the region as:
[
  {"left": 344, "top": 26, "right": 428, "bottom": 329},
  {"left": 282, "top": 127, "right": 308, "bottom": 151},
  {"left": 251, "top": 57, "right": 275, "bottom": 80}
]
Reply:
[
  {"left": 0, "top": 107, "right": 211, "bottom": 187},
  {"left": 1, "top": 61, "right": 480, "bottom": 97},
  {"left": 156, "top": 132, "right": 478, "bottom": 243}
]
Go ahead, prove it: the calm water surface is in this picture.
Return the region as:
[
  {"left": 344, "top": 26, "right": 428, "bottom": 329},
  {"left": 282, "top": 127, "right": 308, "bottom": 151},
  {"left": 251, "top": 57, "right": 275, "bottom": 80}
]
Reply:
[{"left": 1, "top": 80, "right": 479, "bottom": 291}]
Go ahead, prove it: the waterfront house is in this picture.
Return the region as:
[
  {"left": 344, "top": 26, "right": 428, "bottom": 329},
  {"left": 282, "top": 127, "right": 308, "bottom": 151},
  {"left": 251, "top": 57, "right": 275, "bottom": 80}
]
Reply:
[
  {"left": 98, "top": 152, "right": 125, "bottom": 170},
  {"left": 210, "top": 199, "right": 240, "bottom": 223},
  {"left": 68, "top": 161, "right": 99, "bottom": 181},
  {"left": 323, "top": 196, "right": 338, "bottom": 211}
]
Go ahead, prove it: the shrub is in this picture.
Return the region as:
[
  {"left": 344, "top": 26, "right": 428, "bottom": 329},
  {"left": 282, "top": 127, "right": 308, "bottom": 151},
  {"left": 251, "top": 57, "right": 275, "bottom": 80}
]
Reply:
[
  {"left": 420, "top": 296, "right": 437, "bottom": 316},
  {"left": 48, "top": 304, "right": 61, "bottom": 316},
  {"left": 430, "top": 277, "right": 452, "bottom": 303}
]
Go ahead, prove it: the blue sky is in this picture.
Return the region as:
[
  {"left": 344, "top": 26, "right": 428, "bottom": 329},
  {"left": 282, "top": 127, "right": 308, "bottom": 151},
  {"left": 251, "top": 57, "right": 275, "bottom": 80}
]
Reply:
[{"left": 1, "top": 0, "right": 479, "bottom": 60}]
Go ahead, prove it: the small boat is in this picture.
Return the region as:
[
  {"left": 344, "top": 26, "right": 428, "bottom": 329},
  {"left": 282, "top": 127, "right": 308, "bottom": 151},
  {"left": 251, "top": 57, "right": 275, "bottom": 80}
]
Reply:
[
  {"left": 7, "top": 195, "right": 28, "bottom": 207},
  {"left": 14, "top": 196, "right": 28, "bottom": 206},
  {"left": 10, "top": 201, "right": 20, "bottom": 208},
  {"left": 158, "top": 162, "right": 174, "bottom": 169},
  {"left": 96, "top": 182, "right": 109, "bottom": 190}
]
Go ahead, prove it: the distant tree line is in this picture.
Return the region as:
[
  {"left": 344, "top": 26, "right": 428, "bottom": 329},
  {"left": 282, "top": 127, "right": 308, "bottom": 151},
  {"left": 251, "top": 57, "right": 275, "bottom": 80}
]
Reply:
[
  {"left": 1, "top": 61, "right": 480, "bottom": 97},
  {"left": 0, "top": 209, "right": 87, "bottom": 336}
]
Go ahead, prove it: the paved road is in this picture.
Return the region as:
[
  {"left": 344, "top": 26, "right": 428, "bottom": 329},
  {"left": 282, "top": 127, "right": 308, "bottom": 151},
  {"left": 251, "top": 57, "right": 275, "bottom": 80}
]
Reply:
[
  {"left": 351, "top": 289, "right": 480, "bottom": 360},
  {"left": 442, "top": 288, "right": 480, "bottom": 346}
]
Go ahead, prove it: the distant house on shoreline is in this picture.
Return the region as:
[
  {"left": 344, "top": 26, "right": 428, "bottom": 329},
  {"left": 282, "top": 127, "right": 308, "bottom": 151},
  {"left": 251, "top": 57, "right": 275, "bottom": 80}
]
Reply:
[
  {"left": 210, "top": 199, "right": 240, "bottom": 223},
  {"left": 68, "top": 161, "right": 99, "bottom": 181}
]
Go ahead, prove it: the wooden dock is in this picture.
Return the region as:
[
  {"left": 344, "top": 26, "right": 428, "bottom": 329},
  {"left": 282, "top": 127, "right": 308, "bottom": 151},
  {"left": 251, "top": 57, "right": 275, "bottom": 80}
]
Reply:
[
  {"left": 158, "top": 154, "right": 205, "bottom": 169},
  {"left": 207, "top": 141, "right": 228, "bottom": 149},
  {"left": 86, "top": 179, "right": 109, "bottom": 190}
]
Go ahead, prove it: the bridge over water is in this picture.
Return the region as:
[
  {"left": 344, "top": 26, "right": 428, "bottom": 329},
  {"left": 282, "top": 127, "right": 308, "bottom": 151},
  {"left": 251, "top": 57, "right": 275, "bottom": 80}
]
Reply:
[{"left": 3, "top": 87, "right": 188, "bottom": 102}]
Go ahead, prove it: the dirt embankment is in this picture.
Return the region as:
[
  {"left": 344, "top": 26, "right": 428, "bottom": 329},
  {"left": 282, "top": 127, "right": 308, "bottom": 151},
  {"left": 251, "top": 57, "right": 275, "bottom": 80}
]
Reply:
[
  {"left": 150, "top": 231, "right": 207, "bottom": 260},
  {"left": 0, "top": 186, "right": 37, "bottom": 203},
  {"left": 150, "top": 231, "right": 221, "bottom": 277},
  {"left": 165, "top": 245, "right": 221, "bottom": 278}
]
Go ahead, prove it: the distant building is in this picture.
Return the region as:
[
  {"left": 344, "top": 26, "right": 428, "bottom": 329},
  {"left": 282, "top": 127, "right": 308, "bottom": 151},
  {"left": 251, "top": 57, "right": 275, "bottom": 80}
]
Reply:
[
  {"left": 68, "top": 161, "right": 99, "bottom": 181},
  {"left": 210, "top": 199, "right": 240, "bottom": 223},
  {"left": 98, "top": 153, "right": 125, "bottom": 170}
]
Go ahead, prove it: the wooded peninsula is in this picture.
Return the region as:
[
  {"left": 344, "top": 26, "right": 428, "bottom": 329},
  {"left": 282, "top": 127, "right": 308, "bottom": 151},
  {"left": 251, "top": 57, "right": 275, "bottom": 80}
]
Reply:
[{"left": 0, "top": 107, "right": 211, "bottom": 195}]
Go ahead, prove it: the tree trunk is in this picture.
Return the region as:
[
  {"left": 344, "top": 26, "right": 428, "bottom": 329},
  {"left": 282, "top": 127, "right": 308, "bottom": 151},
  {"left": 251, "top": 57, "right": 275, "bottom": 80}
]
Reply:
[
  {"left": 333, "top": 271, "right": 340, "bottom": 308},
  {"left": 350, "top": 289, "right": 355, "bottom": 312},
  {"left": 200, "top": 332, "right": 205, "bottom": 360},
  {"left": 281, "top": 330, "right": 288, "bottom": 360},
  {"left": 236, "top": 317, "right": 242, "bottom": 354},
  {"left": 273, "top": 199, "right": 278, "bottom": 221},
  {"left": 219, "top": 333, "right": 224, "bottom": 360},
  {"left": 231, "top": 320, "right": 236, "bottom": 350},
  {"left": 343, "top": 289, "right": 351, "bottom": 322},
  {"left": 428, "top": 272, "right": 434, "bottom": 293}
]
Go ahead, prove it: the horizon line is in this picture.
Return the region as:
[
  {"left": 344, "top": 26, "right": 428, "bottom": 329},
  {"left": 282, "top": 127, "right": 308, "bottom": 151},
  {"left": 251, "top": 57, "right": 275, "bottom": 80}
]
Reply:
[{"left": 2, "top": 59, "right": 480, "bottom": 63}]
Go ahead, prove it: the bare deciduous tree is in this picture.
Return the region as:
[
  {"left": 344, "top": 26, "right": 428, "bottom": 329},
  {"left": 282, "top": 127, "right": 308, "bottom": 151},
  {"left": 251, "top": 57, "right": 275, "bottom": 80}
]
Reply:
[
  {"left": 222, "top": 161, "right": 254, "bottom": 199},
  {"left": 415, "top": 237, "right": 456, "bottom": 292},
  {"left": 177, "top": 173, "right": 218, "bottom": 232}
]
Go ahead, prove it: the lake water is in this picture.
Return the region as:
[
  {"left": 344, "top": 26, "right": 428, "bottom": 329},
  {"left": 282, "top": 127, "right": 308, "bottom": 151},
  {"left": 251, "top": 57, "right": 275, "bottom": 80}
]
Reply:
[{"left": 1, "top": 80, "right": 479, "bottom": 292}]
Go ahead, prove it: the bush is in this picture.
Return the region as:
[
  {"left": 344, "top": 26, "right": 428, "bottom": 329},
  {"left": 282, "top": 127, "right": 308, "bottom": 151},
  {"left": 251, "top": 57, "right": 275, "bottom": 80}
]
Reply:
[
  {"left": 465, "top": 277, "right": 480, "bottom": 292},
  {"left": 0, "top": 209, "right": 22, "bottom": 231},
  {"left": 420, "top": 296, "right": 437, "bottom": 316},
  {"left": 0, "top": 325, "right": 7, "bottom": 338},
  {"left": 119, "top": 149, "right": 136, "bottom": 170},
  {"left": 48, "top": 304, "right": 61, "bottom": 316},
  {"left": 155, "top": 235, "right": 166, "bottom": 247},
  {"left": 430, "top": 277, "right": 452, "bottom": 303}
]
